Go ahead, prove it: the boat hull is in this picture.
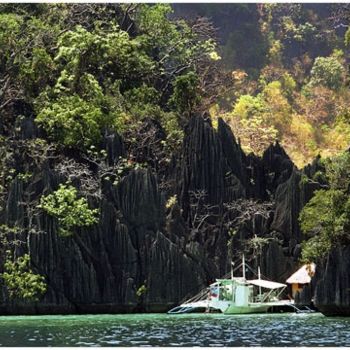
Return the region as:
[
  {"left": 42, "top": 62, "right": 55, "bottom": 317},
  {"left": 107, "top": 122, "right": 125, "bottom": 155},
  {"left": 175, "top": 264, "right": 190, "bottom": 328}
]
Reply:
[{"left": 223, "top": 303, "right": 270, "bottom": 314}]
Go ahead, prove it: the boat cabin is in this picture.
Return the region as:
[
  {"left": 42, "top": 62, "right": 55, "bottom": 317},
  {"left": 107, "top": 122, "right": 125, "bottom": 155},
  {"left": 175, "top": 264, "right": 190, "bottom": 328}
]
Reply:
[{"left": 209, "top": 277, "right": 286, "bottom": 306}]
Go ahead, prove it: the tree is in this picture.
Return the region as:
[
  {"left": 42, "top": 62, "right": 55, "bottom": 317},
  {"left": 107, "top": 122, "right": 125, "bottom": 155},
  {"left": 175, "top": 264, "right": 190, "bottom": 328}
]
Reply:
[
  {"left": 229, "top": 116, "right": 278, "bottom": 156},
  {"left": 299, "top": 152, "right": 350, "bottom": 262},
  {"left": 223, "top": 199, "right": 275, "bottom": 262},
  {"left": 308, "top": 56, "right": 345, "bottom": 91},
  {"left": 188, "top": 190, "right": 218, "bottom": 236},
  {"left": 227, "top": 88, "right": 284, "bottom": 155},
  {"left": 2, "top": 253, "right": 47, "bottom": 301},
  {"left": 39, "top": 183, "right": 99, "bottom": 237},
  {"left": 169, "top": 72, "right": 201, "bottom": 116},
  {"left": 232, "top": 94, "right": 266, "bottom": 120},
  {"left": 36, "top": 95, "right": 116, "bottom": 150}
]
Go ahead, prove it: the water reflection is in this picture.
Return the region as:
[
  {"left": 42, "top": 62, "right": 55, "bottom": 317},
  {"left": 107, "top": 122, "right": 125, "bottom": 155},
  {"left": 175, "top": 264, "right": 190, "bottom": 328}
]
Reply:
[{"left": 0, "top": 313, "right": 349, "bottom": 346}]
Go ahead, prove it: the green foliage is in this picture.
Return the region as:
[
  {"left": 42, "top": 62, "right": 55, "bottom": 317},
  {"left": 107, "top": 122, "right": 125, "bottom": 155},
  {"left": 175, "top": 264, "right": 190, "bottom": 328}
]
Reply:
[
  {"left": 312, "top": 170, "right": 327, "bottom": 184},
  {"left": 0, "top": 13, "right": 23, "bottom": 61},
  {"left": 1, "top": 3, "right": 348, "bottom": 170},
  {"left": 268, "top": 39, "right": 283, "bottom": 66},
  {"left": 169, "top": 72, "right": 201, "bottom": 115},
  {"left": 54, "top": 24, "right": 153, "bottom": 82},
  {"left": 2, "top": 254, "right": 47, "bottom": 301},
  {"left": 299, "top": 189, "right": 350, "bottom": 262},
  {"left": 17, "top": 172, "right": 33, "bottom": 183},
  {"left": 39, "top": 183, "right": 99, "bottom": 237},
  {"left": 324, "top": 152, "right": 350, "bottom": 190},
  {"left": 137, "top": 4, "right": 175, "bottom": 46},
  {"left": 299, "top": 174, "right": 310, "bottom": 189},
  {"left": 261, "top": 81, "right": 292, "bottom": 132},
  {"left": 300, "top": 189, "right": 334, "bottom": 236},
  {"left": 308, "top": 56, "right": 345, "bottom": 90},
  {"left": 345, "top": 27, "right": 350, "bottom": 47},
  {"left": 0, "top": 225, "right": 21, "bottom": 250},
  {"left": 299, "top": 152, "right": 350, "bottom": 263},
  {"left": 0, "top": 4, "right": 218, "bottom": 152},
  {"left": 281, "top": 73, "right": 296, "bottom": 98},
  {"left": 136, "top": 284, "right": 148, "bottom": 298},
  {"left": 212, "top": 4, "right": 349, "bottom": 167},
  {"left": 224, "top": 54, "right": 349, "bottom": 167},
  {"left": 300, "top": 234, "right": 332, "bottom": 263},
  {"left": 33, "top": 22, "right": 144, "bottom": 149},
  {"left": 160, "top": 112, "right": 184, "bottom": 153},
  {"left": 0, "top": 4, "right": 225, "bottom": 169},
  {"left": 36, "top": 94, "right": 116, "bottom": 149},
  {"left": 123, "top": 84, "right": 162, "bottom": 120},
  {"left": 247, "top": 234, "right": 278, "bottom": 257},
  {"left": 113, "top": 158, "right": 146, "bottom": 186},
  {"left": 165, "top": 195, "right": 177, "bottom": 209},
  {"left": 232, "top": 94, "right": 266, "bottom": 119},
  {"left": 19, "top": 47, "right": 55, "bottom": 95},
  {"left": 283, "top": 19, "right": 317, "bottom": 43}
]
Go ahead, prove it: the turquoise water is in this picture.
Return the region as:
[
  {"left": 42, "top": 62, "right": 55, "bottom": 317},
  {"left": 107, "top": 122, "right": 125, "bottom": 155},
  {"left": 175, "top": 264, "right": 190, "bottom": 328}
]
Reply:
[{"left": 0, "top": 312, "right": 348, "bottom": 346}]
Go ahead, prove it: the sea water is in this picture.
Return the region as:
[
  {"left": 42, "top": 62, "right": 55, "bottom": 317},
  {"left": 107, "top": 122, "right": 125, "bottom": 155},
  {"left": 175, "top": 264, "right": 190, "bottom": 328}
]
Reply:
[{"left": 0, "top": 312, "right": 348, "bottom": 346}]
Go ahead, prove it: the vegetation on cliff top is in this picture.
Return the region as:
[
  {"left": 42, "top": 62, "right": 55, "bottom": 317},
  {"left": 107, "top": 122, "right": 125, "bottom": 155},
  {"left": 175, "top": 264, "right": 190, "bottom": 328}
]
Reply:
[
  {"left": 0, "top": 4, "right": 223, "bottom": 150},
  {"left": 230, "top": 6, "right": 350, "bottom": 167},
  {"left": 179, "top": 4, "right": 350, "bottom": 167}
]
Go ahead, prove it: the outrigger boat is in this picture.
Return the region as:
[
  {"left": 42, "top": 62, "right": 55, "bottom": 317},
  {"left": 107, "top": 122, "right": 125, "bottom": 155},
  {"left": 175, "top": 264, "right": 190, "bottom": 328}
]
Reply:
[{"left": 168, "top": 255, "right": 297, "bottom": 314}]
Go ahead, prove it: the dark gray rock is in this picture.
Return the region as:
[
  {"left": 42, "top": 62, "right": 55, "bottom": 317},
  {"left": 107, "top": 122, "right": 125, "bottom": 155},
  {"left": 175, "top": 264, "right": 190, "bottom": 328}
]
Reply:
[
  {"left": 314, "top": 247, "right": 350, "bottom": 316},
  {"left": 178, "top": 114, "right": 225, "bottom": 209},
  {"left": 102, "top": 129, "right": 125, "bottom": 166},
  {"left": 0, "top": 114, "right": 326, "bottom": 314}
]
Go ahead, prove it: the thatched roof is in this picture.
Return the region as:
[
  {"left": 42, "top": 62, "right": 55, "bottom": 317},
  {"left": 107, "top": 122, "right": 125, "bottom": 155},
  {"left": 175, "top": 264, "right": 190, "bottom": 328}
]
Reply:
[{"left": 286, "top": 263, "right": 316, "bottom": 284}]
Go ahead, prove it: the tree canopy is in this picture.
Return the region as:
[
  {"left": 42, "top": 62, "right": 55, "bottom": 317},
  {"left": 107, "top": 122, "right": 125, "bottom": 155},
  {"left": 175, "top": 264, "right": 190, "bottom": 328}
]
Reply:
[
  {"left": 299, "top": 152, "right": 350, "bottom": 262},
  {"left": 0, "top": 4, "right": 223, "bottom": 151}
]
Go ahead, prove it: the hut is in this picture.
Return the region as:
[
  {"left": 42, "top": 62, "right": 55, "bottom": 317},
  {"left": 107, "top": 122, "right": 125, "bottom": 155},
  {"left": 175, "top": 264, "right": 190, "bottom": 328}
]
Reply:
[{"left": 286, "top": 263, "right": 316, "bottom": 298}]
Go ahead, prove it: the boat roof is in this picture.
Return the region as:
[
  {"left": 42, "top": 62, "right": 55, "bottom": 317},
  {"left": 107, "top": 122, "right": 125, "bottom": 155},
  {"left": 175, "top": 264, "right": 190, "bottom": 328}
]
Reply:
[
  {"left": 213, "top": 278, "right": 286, "bottom": 289},
  {"left": 286, "top": 263, "right": 316, "bottom": 284},
  {"left": 214, "top": 278, "right": 245, "bottom": 285},
  {"left": 247, "top": 279, "right": 286, "bottom": 289}
]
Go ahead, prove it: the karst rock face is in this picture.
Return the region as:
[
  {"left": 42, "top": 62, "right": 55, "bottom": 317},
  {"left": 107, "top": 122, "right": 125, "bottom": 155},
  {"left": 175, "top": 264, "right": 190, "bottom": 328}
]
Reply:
[
  {"left": 0, "top": 114, "right": 342, "bottom": 315},
  {"left": 312, "top": 247, "right": 350, "bottom": 316}
]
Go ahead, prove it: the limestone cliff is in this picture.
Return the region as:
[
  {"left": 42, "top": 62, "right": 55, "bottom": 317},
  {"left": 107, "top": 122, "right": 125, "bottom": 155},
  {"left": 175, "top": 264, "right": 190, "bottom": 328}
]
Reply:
[{"left": 0, "top": 114, "right": 331, "bottom": 314}]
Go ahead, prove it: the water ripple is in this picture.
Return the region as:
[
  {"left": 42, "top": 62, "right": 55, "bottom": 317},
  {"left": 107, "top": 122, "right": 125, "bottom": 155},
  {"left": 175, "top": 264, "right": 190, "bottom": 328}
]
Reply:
[{"left": 0, "top": 312, "right": 349, "bottom": 346}]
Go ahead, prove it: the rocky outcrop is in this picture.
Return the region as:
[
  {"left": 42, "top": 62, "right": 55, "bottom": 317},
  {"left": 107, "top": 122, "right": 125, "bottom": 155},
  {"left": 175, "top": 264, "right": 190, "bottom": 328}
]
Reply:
[
  {"left": 179, "top": 115, "right": 226, "bottom": 209},
  {"left": 0, "top": 167, "right": 208, "bottom": 314},
  {"left": 0, "top": 114, "right": 324, "bottom": 314},
  {"left": 314, "top": 247, "right": 350, "bottom": 316},
  {"left": 271, "top": 165, "right": 322, "bottom": 246}
]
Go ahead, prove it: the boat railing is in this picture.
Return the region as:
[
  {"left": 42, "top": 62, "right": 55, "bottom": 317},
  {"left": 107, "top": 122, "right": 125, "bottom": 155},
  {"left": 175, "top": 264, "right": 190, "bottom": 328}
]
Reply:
[
  {"left": 178, "top": 269, "right": 235, "bottom": 306},
  {"left": 179, "top": 286, "right": 209, "bottom": 306},
  {"left": 168, "top": 289, "right": 211, "bottom": 314},
  {"left": 288, "top": 304, "right": 316, "bottom": 313}
]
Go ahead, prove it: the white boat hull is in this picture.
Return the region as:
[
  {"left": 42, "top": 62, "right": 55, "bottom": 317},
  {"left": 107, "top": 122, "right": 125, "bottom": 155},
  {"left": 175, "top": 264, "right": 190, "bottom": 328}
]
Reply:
[
  {"left": 210, "top": 299, "right": 293, "bottom": 314},
  {"left": 224, "top": 303, "right": 270, "bottom": 314}
]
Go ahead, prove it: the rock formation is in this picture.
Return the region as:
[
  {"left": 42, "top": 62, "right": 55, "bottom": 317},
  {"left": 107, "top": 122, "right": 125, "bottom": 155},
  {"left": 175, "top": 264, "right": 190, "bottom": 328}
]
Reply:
[{"left": 0, "top": 114, "right": 339, "bottom": 314}]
